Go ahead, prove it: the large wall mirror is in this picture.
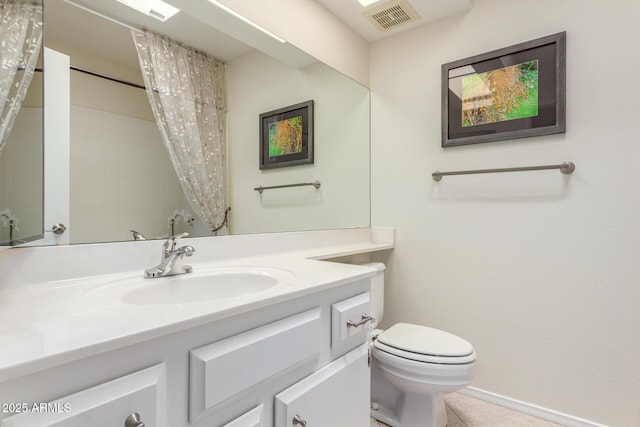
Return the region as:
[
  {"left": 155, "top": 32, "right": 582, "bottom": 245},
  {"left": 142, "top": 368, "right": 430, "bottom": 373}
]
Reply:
[
  {"left": 16, "top": 0, "right": 370, "bottom": 246},
  {"left": 0, "top": 0, "right": 44, "bottom": 246}
]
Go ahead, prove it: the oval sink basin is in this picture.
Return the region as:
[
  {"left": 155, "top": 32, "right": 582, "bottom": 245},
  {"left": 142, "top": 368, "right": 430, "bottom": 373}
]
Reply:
[{"left": 122, "top": 267, "right": 292, "bottom": 305}]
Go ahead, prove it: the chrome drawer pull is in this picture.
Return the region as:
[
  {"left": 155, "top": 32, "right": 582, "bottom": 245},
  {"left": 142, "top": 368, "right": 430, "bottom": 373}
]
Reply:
[
  {"left": 293, "top": 414, "right": 307, "bottom": 426},
  {"left": 347, "top": 313, "right": 373, "bottom": 328},
  {"left": 125, "top": 413, "right": 145, "bottom": 427}
]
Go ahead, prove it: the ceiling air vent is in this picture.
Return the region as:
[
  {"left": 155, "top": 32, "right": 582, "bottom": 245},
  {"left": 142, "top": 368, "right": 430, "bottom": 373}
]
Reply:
[{"left": 364, "top": 0, "right": 420, "bottom": 32}]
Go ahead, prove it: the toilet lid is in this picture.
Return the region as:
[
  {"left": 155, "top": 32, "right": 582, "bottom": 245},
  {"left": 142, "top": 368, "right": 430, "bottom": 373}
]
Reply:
[{"left": 375, "top": 323, "right": 474, "bottom": 358}]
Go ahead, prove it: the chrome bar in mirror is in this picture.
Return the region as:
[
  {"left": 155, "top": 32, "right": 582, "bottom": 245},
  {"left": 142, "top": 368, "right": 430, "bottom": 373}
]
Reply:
[{"left": 254, "top": 181, "right": 321, "bottom": 194}]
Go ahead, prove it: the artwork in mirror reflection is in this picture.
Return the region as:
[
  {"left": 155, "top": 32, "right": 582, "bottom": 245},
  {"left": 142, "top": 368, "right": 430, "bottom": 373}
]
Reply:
[
  {"left": 38, "top": 0, "right": 369, "bottom": 245},
  {"left": 0, "top": 0, "right": 44, "bottom": 246}
]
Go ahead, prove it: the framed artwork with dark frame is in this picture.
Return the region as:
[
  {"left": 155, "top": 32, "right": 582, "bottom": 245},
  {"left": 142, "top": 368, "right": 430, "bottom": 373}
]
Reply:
[
  {"left": 259, "top": 100, "right": 314, "bottom": 169},
  {"left": 442, "top": 32, "right": 566, "bottom": 148}
]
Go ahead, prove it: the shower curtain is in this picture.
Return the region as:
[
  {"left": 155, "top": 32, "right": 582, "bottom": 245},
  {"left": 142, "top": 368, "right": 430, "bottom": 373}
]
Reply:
[
  {"left": 0, "top": 0, "right": 42, "bottom": 155},
  {"left": 132, "top": 30, "right": 229, "bottom": 234}
]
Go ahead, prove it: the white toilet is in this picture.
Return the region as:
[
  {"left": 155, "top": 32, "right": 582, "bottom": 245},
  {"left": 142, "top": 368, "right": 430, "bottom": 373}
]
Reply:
[{"left": 365, "top": 262, "right": 476, "bottom": 427}]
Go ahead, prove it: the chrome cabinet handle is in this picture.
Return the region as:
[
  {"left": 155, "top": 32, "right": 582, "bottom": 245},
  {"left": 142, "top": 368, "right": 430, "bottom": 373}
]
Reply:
[
  {"left": 125, "top": 413, "right": 145, "bottom": 427},
  {"left": 293, "top": 414, "right": 307, "bottom": 426},
  {"left": 347, "top": 313, "right": 374, "bottom": 328},
  {"left": 45, "top": 223, "right": 67, "bottom": 234}
]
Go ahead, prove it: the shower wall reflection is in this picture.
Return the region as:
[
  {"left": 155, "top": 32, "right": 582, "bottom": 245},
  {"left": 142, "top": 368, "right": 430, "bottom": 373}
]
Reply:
[
  {"left": 69, "top": 105, "right": 203, "bottom": 243},
  {"left": 0, "top": 72, "right": 43, "bottom": 244}
]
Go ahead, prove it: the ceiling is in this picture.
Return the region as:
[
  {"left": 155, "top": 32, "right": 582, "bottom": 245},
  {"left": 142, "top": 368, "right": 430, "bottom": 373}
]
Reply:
[
  {"left": 45, "top": 0, "right": 253, "bottom": 70},
  {"left": 45, "top": 0, "right": 317, "bottom": 72},
  {"left": 316, "top": 0, "right": 473, "bottom": 41},
  {"left": 44, "top": 0, "right": 473, "bottom": 73}
]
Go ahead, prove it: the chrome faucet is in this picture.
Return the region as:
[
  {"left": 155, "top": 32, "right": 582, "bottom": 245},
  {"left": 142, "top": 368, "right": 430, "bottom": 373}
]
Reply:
[
  {"left": 145, "top": 232, "right": 195, "bottom": 278},
  {"left": 130, "top": 229, "right": 146, "bottom": 241}
]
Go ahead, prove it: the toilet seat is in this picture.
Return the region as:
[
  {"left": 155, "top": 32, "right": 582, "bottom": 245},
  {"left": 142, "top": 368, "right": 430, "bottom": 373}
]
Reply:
[{"left": 374, "top": 323, "right": 476, "bottom": 365}]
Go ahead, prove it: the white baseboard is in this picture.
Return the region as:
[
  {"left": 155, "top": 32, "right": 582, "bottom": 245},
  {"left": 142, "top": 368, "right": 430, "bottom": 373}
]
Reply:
[{"left": 461, "top": 387, "right": 608, "bottom": 427}]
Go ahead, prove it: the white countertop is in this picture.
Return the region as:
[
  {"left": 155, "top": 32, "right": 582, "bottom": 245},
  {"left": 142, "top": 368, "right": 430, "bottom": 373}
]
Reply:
[{"left": 0, "top": 228, "right": 393, "bottom": 382}]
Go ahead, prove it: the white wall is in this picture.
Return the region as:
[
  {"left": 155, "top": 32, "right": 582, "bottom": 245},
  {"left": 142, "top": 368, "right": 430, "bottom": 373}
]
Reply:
[
  {"left": 226, "top": 49, "right": 370, "bottom": 235},
  {"left": 370, "top": 1, "right": 640, "bottom": 426}
]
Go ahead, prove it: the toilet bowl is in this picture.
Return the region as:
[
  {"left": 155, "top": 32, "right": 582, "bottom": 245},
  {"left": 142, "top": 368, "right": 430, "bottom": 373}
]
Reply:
[{"left": 362, "top": 263, "right": 476, "bottom": 427}]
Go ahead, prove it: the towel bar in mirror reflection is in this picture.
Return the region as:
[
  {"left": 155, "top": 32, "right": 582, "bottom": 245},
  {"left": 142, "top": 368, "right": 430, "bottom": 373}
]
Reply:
[{"left": 254, "top": 181, "right": 321, "bottom": 194}]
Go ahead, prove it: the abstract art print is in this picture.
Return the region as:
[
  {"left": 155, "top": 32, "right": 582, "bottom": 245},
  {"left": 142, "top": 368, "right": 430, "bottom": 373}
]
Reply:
[
  {"left": 461, "top": 60, "right": 539, "bottom": 127},
  {"left": 259, "top": 100, "right": 314, "bottom": 169},
  {"left": 442, "top": 32, "right": 565, "bottom": 147}
]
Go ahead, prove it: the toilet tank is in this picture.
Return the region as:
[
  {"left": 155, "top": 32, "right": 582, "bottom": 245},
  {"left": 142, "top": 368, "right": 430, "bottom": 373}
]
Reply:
[{"left": 358, "top": 262, "right": 385, "bottom": 328}]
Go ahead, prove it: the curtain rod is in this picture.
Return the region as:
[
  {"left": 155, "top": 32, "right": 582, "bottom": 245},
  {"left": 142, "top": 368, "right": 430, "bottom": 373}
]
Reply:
[
  {"left": 35, "top": 66, "right": 227, "bottom": 112},
  {"left": 71, "top": 66, "right": 146, "bottom": 90},
  {"left": 31, "top": 66, "right": 144, "bottom": 89}
]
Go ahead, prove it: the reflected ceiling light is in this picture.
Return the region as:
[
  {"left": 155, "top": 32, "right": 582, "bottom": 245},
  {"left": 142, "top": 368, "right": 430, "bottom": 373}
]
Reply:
[
  {"left": 207, "top": 0, "right": 286, "bottom": 43},
  {"left": 356, "top": 0, "right": 381, "bottom": 6},
  {"left": 114, "top": 0, "right": 180, "bottom": 22}
]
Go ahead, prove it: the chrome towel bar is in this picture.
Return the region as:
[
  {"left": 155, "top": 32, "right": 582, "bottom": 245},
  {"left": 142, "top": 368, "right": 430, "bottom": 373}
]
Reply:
[
  {"left": 254, "top": 181, "right": 321, "bottom": 194},
  {"left": 432, "top": 162, "right": 575, "bottom": 182}
]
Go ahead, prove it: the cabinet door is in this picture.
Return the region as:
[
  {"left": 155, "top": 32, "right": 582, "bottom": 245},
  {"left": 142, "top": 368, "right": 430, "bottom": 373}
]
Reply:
[
  {"left": 331, "top": 292, "right": 371, "bottom": 350},
  {"left": 0, "top": 364, "right": 165, "bottom": 427},
  {"left": 274, "top": 344, "right": 369, "bottom": 427},
  {"left": 222, "top": 405, "right": 264, "bottom": 427}
]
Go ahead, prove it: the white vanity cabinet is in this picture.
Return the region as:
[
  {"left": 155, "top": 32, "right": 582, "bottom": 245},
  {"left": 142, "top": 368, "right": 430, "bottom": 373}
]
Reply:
[
  {"left": 271, "top": 291, "right": 372, "bottom": 427},
  {"left": 274, "top": 344, "right": 369, "bottom": 427},
  {"left": 1, "top": 365, "right": 166, "bottom": 427},
  {"left": 188, "top": 285, "right": 371, "bottom": 427},
  {"left": 0, "top": 276, "right": 371, "bottom": 427},
  {"left": 189, "top": 309, "right": 322, "bottom": 423}
]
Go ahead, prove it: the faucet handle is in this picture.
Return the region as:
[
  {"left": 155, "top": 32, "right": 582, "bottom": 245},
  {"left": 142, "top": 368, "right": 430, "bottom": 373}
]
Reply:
[
  {"left": 160, "top": 245, "right": 195, "bottom": 277},
  {"left": 172, "top": 231, "right": 189, "bottom": 242},
  {"left": 163, "top": 232, "right": 189, "bottom": 256}
]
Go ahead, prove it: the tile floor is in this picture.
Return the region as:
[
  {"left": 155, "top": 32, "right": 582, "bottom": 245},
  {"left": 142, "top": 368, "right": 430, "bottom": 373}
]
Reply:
[{"left": 370, "top": 392, "right": 564, "bottom": 427}]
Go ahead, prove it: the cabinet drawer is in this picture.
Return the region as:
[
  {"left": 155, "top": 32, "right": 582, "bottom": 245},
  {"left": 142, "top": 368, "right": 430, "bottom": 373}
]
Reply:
[
  {"left": 331, "top": 292, "right": 371, "bottom": 349},
  {"left": 274, "top": 344, "right": 369, "bottom": 427},
  {"left": 190, "top": 308, "right": 321, "bottom": 422},
  {"left": 222, "top": 404, "right": 264, "bottom": 427},
  {"left": 0, "top": 364, "right": 165, "bottom": 427}
]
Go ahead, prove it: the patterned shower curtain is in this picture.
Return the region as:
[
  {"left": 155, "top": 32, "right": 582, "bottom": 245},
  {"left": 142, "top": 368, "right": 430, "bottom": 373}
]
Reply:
[
  {"left": 0, "top": 0, "right": 42, "bottom": 155},
  {"left": 132, "top": 30, "right": 229, "bottom": 234}
]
